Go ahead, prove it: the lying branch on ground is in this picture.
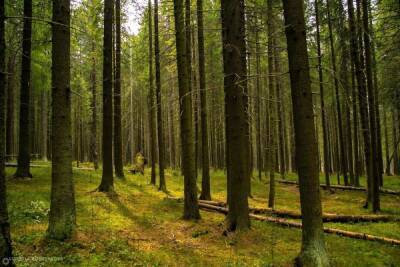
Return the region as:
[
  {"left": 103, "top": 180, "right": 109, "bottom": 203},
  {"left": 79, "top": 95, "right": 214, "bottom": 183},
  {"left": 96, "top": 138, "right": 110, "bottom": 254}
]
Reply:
[
  {"left": 198, "top": 200, "right": 397, "bottom": 223},
  {"left": 198, "top": 202, "right": 400, "bottom": 246},
  {"left": 277, "top": 179, "right": 400, "bottom": 196}
]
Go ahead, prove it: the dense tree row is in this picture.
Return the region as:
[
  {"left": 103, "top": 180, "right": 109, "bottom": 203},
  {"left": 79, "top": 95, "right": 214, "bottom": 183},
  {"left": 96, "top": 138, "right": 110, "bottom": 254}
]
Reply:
[{"left": 0, "top": 0, "right": 399, "bottom": 265}]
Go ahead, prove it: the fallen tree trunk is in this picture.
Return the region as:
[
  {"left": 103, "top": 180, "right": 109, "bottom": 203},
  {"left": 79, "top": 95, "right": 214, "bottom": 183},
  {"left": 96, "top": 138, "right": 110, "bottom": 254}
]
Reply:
[
  {"left": 198, "top": 200, "right": 396, "bottom": 223},
  {"left": 277, "top": 179, "right": 400, "bottom": 196},
  {"left": 198, "top": 202, "right": 400, "bottom": 246}
]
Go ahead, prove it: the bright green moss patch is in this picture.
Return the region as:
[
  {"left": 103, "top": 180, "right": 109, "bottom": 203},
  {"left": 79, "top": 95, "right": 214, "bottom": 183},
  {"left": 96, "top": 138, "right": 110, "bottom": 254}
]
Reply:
[{"left": 6, "top": 163, "right": 400, "bottom": 266}]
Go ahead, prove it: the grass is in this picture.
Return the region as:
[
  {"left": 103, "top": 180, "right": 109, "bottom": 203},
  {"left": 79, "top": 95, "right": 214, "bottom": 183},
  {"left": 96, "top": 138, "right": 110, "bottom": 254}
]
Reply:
[{"left": 5, "top": 163, "right": 400, "bottom": 266}]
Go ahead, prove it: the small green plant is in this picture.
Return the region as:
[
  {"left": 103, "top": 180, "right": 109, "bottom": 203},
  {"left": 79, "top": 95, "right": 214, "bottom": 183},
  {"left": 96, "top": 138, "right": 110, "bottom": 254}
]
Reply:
[{"left": 23, "top": 200, "right": 50, "bottom": 223}]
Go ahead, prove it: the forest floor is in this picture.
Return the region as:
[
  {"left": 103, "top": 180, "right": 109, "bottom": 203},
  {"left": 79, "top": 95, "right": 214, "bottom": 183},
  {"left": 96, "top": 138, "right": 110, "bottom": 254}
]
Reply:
[{"left": 5, "top": 162, "right": 400, "bottom": 266}]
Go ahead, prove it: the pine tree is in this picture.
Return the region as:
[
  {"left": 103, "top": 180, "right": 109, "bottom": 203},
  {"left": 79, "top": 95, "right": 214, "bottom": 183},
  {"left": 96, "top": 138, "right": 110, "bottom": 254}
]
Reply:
[{"left": 48, "top": 0, "right": 76, "bottom": 240}]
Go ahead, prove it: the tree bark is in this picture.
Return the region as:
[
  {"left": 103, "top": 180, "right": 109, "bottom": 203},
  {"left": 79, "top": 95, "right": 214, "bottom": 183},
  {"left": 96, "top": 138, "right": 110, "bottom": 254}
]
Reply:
[
  {"left": 0, "top": 1, "right": 14, "bottom": 264},
  {"left": 361, "top": 0, "right": 380, "bottom": 212},
  {"left": 114, "top": 0, "right": 124, "bottom": 178},
  {"left": 267, "top": 0, "right": 276, "bottom": 209},
  {"left": 282, "top": 0, "right": 329, "bottom": 265},
  {"left": 90, "top": 41, "right": 98, "bottom": 170},
  {"left": 48, "top": 0, "right": 76, "bottom": 240},
  {"left": 220, "top": 0, "right": 250, "bottom": 231},
  {"left": 147, "top": 0, "right": 157, "bottom": 185},
  {"left": 154, "top": 0, "right": 166, "bottom": 191},
  {"left": 172, "top": 0, "right": 200, "bottom": 220},
  {"left": 315, "top": 0, "right": 330, "bottom": 189},
  {"left": 98, "top": 0, "right": 114, "bottom": 192},
  {"left": 327, "top": 0, "right": 348, "bottom": 186},
  {"left": 15, "top": 0, "right": 33, "bottom": 179},
  {"left": 197, "top": 0, "right": 211, "bottom": 201},
  {"left": 6, "top": 55, "right": 15, "bottom": 161}
]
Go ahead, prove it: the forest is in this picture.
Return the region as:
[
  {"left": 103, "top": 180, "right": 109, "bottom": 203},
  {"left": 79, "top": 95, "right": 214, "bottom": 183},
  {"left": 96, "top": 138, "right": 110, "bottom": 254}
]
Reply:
[{"left": 0, "top": 0, "right": 399, "bottom": 266}]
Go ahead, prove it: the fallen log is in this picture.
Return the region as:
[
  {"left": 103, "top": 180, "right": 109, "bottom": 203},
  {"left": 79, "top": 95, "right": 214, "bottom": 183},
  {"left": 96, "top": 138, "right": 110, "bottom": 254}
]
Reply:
[
  {"left": 277, "top": 179, "right": 400, "bottom": 196},
  {"left": 198, "top": 202, "right": 400, "bottom": 246},
  {"left": 5, "top": 162, "right": 47, "bottom": 168},
  {"left": 198, "top": 200, "right": 396, "bottom": 223}
]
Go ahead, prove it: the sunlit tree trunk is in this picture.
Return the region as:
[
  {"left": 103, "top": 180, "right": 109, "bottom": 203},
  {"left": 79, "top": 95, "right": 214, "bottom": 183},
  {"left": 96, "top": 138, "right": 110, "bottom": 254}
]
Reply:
[
  {"left": 48, "top": 0, "right": 76, "bottom": 240},
  {"left": 282, "top": 0, "right": 329, "bottom": 265}
]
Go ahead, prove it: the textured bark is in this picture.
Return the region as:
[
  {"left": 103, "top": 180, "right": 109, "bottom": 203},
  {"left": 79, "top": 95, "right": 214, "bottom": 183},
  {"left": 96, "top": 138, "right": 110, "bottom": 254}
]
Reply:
[
  {"left": 315, "top": 0, "right": 330, "bottom": 188},
  {"left": 348, "top": 0, "right": 374, "bottom": 208},
  {"left": 48, "top": 0, "right": 76, "bottom": 240},
  {"left": 197, "top": 0, "right": 211, "bottom": 201},
  {"left": 15, "top": 0, "right": 33, "bottom": 179},
  {"left": 98, "top": 0, "right": 114, "bottom": 192},
  {"left": 147, "top": 0, "right": 157, "bottom": 185},
  {"left": 154, "top": 0, "right": 166, "bottom": 191},
  {"left": 221, "top": 0, "right": 250, "bottom": 231},
  {"left": 282, "top": 0, "right": 329, "bottom": 265},
  {"left": 267, "top": 0, "right": 276, "bottom": 209},
  {"left": 361, "top": 0, "right": 380, "bottom": 212},
  {"left": 255, "top": 23, "right": 262, "bottom": 182},
  {"left": 114, "top": 0, "right": 124, "bottom": 178},
  {"left": 327, "top": 0, "right": 348, "bottom": 186},
  {"left": 6, "top": 55, "right": 15, "bottom": 160},
  {"left": 351, "top": 57, "right": 360, "bottom": 186},
  {"left": 0, "top": 1, "right": 14, "bottom": 264},
  {"left": 90, "top": 42, "right": 98, "bottom": 170},
  {"left": 172, "top": 0, "right": 200, "bottom": 220}
]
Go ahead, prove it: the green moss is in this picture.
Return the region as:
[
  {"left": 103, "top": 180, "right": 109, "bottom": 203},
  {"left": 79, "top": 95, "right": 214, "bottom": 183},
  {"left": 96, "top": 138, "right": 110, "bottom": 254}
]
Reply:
[{"left": 5, "top": 162, "right": 400, "bottom": 266}]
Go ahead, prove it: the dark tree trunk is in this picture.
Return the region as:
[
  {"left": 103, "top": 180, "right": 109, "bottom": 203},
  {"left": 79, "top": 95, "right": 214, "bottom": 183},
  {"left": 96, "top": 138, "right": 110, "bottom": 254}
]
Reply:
[
  {"left": 267, "top": 0, "right": 276, "bottom": 209},
  {"left": 361, "top": 0, "right": 380, "bottom": 212},
  {"left": 6, "top": 55, "right": 15, "bottom": 161},
  {"left": 148, "top": 0, "right": 157, "bottom": 185},
  {"left": 15, "top": 0, "right": 33, "bottom": 179},
  {"left": 282, "top": 0, "right": 329, "bottom": 265},
  {"left": 90, "top": 42, "right": 98, "bottom": 170},
  {"left": 48, "top": 0, "right": 76, "bottom": 240},
  {"left": 172, "top": 0, "right": 200, "bottom": 220},
  {"left": 154, "top": 0, "right": 166, "bottom": 191},
  {"left": 349, "top": 0, "right": 374, "bottom": 208},
  {"left": 114, "top": 0, "right": 124, "bottom": 178},
  {"left": 351, "top": 57, "right": 360, "bottom": 186},
  {"left": 384, "top": 112, "right": 391, "bottom": 175},
  {"left": 98, "top": 0, "right": 114, "bottom": 192},
  {"left": 327, "top": 0, "right": 348, "bottom": 186},
  {"left": 315, "top": 0, "right": 330, "bottom": 188},
  {"left": 197, "top": 0, "right": 211, "bottom": 201},
  {"left": 221, "top": 0, "right": 250, "bottom": 231},
  {"left": 0, "top": 1, "right": 14, "bottom": 264}
]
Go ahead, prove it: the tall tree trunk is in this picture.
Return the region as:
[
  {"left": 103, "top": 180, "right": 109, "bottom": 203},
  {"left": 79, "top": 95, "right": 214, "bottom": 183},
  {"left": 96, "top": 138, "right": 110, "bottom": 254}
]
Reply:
[
  {"left": 98, "top": 0, "right": 114, "bottom": 192},
  {"left": 348, "top": 0, "right": 374, "bottom": 208},
  {"left": 6, "top": 55, "right": 15, "bottom": 161},
  {"left": 15, "top": 0, "right": 33, "bottom": 179},
  {"left": 154, "top": 0, "right": 166, "bottom": 191},
  {"left": 114, "top": 0, "right": 124, "bottom": 178},
  {"left": 361, "top": 0, "right": 380, "bottom": 212},
  {"left": 274, "top": 45, "right": 286, "bottom": 180},
  {"left": 267, "top": 0, "right": 276, "bottom": 209},
  {"left": 315, "top": 0, "right": 330, "bottom": 188},
  {"left": 172, "top": 0, "right": 200, "bottom": 220},
  {"left": 255, "top": 21, "right": 262, "bottom": 182},
  {"left": 40, "top": 90, "right": 48, "bottom": 161},
  {"left": 282, "top": 0, "right": 329, "bottom": 265},
  {"left": 48, "top": 0, "right": 76, "bottom": 240},
  {"left": 327, "top": 0, "right": 348, "bottom": 186},
  {"left": 197, "top": 0, "right": 211, "bottom": 200},
  {"left": 351, "top": 57, "right": 360, "bottom": 186},
  {"left": 0, "top": 1, "right": 14, "bottom": 263},
  {"left": 393, "top": 111, "right": 399, "bottom": 175},
  {"left": 90, "top": 42, "right": 98, "bottom": 170},
  {"left": 221, "top": 0, "right": 250, "bottom": 231},
  {"left": 384, "top": 112, "right": 391, "bottom": 175},
  {"left": 148, "top": 0, "right": 157, "bottom": 185}
]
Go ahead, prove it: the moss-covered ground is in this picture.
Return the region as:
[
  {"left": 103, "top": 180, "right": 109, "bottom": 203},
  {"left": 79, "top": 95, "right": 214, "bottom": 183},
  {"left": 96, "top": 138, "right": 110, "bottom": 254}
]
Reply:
[{"left": 6, "top": 163, "right": 400, "bottom": 266}]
